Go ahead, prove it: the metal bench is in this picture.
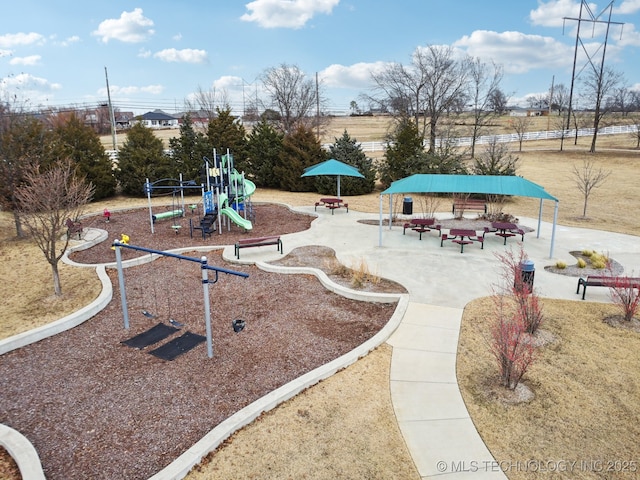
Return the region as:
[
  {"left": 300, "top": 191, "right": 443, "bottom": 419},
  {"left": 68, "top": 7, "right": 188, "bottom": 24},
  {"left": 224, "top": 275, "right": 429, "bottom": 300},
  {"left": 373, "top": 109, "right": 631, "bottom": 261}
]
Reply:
[
  {"left": 452, "top": 199, "right": 487, "bottom": 217},
  {"left": 234, "top": 236, "right": 283, "bottom": 259},
  {"left": 576, "top": 275, "right": 640, "bottom": 300}
]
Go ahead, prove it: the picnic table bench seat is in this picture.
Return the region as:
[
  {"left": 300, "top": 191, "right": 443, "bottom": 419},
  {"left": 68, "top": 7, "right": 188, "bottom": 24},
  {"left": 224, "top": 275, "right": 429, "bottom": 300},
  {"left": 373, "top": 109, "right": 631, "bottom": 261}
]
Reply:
[
  {"left": 403, "top": 218, "right": 442, "bottom": 240},
  {"left": 576, "top": 275, "right": 640, "bottom": 300},
  {"left": 452, "top": 199, "right": 487, "bottom": 216},
  {"left": 315, "top": 198, "right": 348, "bottom": 214},
  {"left": 234, "top": 235, "right": 283, "bottom": 259},
  {"left": 440, "top": 230, "right": 484, "bottom": 253}
]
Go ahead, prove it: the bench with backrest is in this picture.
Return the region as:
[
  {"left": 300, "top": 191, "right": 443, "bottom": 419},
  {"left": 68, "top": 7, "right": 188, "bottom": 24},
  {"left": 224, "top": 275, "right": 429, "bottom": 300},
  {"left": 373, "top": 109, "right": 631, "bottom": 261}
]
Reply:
[
  {"left": 65, "top": 218, "right": 83, "bottom": 239},
  {"left": 234, "top": 235, "right": 283, "bottom": 259},
  {"left": 576, "top": 275, "right": 640, "bottom": 300},
  {"left": 452, "top": 199, "right": 487, "bottom": 217}
]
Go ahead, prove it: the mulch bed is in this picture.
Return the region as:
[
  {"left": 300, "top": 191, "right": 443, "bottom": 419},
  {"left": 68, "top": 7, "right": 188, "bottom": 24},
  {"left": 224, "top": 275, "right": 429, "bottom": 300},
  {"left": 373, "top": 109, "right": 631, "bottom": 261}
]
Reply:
[{"left": 0, "top": 204, "right": 399, "bottom": 480}]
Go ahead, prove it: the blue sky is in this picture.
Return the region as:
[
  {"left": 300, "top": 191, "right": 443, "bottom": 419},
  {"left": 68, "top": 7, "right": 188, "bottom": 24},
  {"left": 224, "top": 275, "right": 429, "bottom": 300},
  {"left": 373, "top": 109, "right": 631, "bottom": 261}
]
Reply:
[{"left": 1, "top": 0, "right": 639, "bottom": 116}]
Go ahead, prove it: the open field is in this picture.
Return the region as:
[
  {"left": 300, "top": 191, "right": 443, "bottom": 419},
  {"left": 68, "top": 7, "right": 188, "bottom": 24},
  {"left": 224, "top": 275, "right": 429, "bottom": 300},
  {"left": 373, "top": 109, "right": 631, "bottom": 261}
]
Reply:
[
  {"left": 99, "top": 113, "right": 640, "bottom": 152},
  {"left": 2, "top": 118, "right": 639, "bottom": 478}
]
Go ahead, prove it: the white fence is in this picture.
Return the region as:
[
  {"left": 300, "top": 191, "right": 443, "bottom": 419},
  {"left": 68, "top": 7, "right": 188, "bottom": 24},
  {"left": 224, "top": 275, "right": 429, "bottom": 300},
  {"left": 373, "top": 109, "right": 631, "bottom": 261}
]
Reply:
[{"left": 106, "top": 124, "right": 638, "bottom": 159}]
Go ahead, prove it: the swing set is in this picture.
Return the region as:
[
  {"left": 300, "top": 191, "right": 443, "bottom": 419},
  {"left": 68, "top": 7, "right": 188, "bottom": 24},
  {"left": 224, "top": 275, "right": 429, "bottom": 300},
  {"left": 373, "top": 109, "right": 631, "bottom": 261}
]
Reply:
[
  {"left": 144, "top": 175, "right": 204, "bottom": 234},
  {"left": 113, "top": 240, "right": 248, "bottom": 358}
]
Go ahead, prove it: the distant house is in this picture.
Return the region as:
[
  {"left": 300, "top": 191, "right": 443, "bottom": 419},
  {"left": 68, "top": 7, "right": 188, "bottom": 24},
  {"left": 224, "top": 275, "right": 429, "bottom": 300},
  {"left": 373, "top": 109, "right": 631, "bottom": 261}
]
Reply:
[
  {"left": 509, "top": 107, "right": 549, "bottom": 117},
  {"left": 114, "top": 111, "right": 134, "bottom": 130},
  {"left": 176, "top": 110, "right": 212, "bottom": 129},
  {"left": 137, "top": 110, "right": 179, "bottom": 129}
]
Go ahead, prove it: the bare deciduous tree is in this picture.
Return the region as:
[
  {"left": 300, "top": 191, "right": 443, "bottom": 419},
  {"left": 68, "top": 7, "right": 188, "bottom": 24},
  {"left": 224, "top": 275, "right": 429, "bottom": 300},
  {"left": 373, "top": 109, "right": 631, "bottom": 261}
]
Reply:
[
  {"left": 260, "top": 63, "right": 327, "bottom": 135},
  {"left": 581, "top": 65, "right": 624, "bottom": 153},
  {"left": 370, "top": 45, "right": 470, "bottom": 153},
  {"left": 572, "top": 158, "right": 611, "bottom": 218},
  {"left": 467, "top": 58, "right": 504, "bottom": 158},
  {"left": 508, "top": 115, "right": 532, "bottom": 152},
  {"left": 15, "top": 161, "right": 94, "bottom": 296}
]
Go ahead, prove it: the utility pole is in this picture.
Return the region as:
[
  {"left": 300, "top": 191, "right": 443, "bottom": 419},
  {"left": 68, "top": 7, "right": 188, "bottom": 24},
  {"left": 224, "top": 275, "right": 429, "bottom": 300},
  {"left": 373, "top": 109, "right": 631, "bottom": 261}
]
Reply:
[
  {"left": 104, "top": 67, "right": 117, "bottom": 151},
  {"left": 315, "top": 72, "right": 320, "bottom": 140},
  {"left": 547, "top": 75, "right": 554, "bottom": 131}
]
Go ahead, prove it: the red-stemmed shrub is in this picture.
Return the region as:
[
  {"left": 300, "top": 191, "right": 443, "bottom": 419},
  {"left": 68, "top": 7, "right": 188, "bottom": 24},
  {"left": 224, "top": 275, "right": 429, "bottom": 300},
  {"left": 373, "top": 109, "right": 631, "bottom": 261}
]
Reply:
[{"left": 608, "top": 276, "right": 640, "bottom": 321}]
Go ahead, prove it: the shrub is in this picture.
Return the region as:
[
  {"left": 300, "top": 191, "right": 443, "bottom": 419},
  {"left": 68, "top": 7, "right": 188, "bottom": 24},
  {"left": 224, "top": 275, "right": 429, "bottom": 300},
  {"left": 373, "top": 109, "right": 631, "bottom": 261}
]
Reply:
[
  {"left": 489, "top": 296, "right": 536, "bottom": 390},
  {"left": 577, "top": 258, "right": 587, "bottom": 268},
  {"left": 582, "top": 249, "right": 594, "bottom": 257},
  {"left": 350, "top": 258, "right": 380, "bottom": 288},
  {"left": 556, "top": 260, "right": 567, "bottom": 269},
  {"left": 608, "top": 276, "right": 640, "bottom": 321}
]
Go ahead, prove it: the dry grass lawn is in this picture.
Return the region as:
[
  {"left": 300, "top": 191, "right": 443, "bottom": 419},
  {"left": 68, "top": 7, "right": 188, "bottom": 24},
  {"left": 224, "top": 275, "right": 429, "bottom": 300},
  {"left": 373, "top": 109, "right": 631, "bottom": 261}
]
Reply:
[
  {"left": 458, "top": 298, "right": 640, "bottom": 479},
  {"left": 2, "top": 115, "right": 640, "bottom": 478}
]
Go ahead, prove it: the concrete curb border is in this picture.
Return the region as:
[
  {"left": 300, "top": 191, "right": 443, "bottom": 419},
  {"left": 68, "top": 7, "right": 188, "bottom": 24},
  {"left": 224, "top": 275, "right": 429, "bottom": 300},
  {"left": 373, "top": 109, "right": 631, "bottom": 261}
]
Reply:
[{"left": 0, "top": 424, "right": 46, "bottom": 480}]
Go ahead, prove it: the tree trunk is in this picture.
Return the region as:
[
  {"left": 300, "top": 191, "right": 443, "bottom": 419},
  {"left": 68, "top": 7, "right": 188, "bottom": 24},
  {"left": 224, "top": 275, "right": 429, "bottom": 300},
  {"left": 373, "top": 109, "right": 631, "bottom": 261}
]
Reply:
[
  {"left": 12, "top": 211, "right": 25, "bottom": 238},
  {"left": 51, "top": 262, "right": 62, "bottom": 296},
  {"left": 583, "top": 196, "right": 588, "bottom": 217}
]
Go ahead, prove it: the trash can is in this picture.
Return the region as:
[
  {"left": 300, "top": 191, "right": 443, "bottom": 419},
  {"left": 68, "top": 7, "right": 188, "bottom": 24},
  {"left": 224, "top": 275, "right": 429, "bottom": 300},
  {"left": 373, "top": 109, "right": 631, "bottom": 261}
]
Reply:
[
  {"left": 518, "top": 260, "right": 535, "bottom": 292},
  {"left": 402, "top": 197, "right": 413, "bottom": 215}
]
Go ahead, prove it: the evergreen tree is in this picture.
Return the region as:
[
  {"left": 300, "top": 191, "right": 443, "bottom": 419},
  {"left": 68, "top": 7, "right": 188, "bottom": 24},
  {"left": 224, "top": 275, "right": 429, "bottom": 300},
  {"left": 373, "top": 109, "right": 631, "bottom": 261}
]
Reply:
[
  {"left": 473, "top": 138, "right": 518, "bottom": 176},
  {"left": 274, "top": 125, "right": 324, "bottom": 192},
  {"left": 245, "top": 119, "right": 284, "bottom": 188},
  {"left": 168, "top": 113, "right": 209, "bottom": 182},
  {"left": 379, "top": 119, "right": 426, "bottom": 188},
  {"left": 0, "top": 112, "right": 52, "bottom": 237},
  {"left": 49, "top": 115, "right": 116, "bottom": 200},
  {"left": 115, "top": 123, "right": 172, "bottom": 196},
  {"left": 206, "top": 107, "right": 248, "bottom": 172},
  {"left": 316, "top": 130, "right": 376, "bottom": 195}
]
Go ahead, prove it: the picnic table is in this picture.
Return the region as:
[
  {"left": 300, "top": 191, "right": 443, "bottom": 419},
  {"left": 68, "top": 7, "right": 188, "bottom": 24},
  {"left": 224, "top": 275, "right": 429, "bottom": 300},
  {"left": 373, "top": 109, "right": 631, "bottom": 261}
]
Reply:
[
  {"left": 441, "top": 228, "right": 484, "bottom": 253},
  {"left": 483, "top": 222, "right": 526, "bottom": 245},
  {"left": 403, "top": 218, "right": 442, "bottom": 240},
  {"left": 315, "top": 197, "right": 349, "bottom": 214}
]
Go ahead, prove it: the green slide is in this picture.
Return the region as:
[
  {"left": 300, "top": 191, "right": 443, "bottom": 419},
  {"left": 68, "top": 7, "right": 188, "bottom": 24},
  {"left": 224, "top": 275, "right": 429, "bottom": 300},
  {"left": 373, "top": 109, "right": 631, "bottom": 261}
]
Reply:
[{"left": 220, "top": 207, "right": 253, "bottom": 231}]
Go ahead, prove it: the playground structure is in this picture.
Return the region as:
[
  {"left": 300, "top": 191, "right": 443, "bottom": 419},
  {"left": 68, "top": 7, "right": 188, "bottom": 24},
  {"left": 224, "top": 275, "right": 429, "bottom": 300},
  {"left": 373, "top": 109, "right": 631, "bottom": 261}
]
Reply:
[
  {"left": 143, "top": 149, "right": 256, "bottom": 236},
  {"left": 112, "top": 240, "right": 248, "bottom": 358},
  {"left": 201, "top": 150, "right": 256, "bottom": 234}
]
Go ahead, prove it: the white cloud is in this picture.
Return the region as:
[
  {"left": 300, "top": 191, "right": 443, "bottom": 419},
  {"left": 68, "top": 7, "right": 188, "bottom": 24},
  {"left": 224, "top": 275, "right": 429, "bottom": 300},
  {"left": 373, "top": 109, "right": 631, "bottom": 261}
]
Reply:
[
  {"left": 97, "top": 84, "right": 164, "bottom": 96},
  {"left": 173, "top": 33, "right": 183, "bottom": 41},
  {"left": 320, "top": 61, "right": 389, "bottom": 89},
  {"left": 9, "top": 55, "right": 41, "bottom": 66},
  {"left": 529, "top": 0, "right": 591, "bottom": 27},
  {"left": 615, "top": 0, "right": 640, "bottom": 14},
  {"left": 0, "top": 32, "right": 45, "bottom": 48},
  {"left": 58, "top": 35, "right": 80, "bottom": 47},
  {"left": 0, "top": 49, "right": 12, "bottom": 57},
  {"left": 92, "top": 8, "right": 155, "bottom": 43},
  {"left": 153, "top": 48, "right": 208, "bottom": 64},
  {"left": 0, "top": 73, "right": 62, "bottom": 105},
  {"left": 241, "top": 0, "right": 339, "bottom": 29},
  {"left": 616, "top": 22, "right": 640, "bottom": 46},
  {"left": 453, "top": 30, "right": 573, "bottom": 74}
]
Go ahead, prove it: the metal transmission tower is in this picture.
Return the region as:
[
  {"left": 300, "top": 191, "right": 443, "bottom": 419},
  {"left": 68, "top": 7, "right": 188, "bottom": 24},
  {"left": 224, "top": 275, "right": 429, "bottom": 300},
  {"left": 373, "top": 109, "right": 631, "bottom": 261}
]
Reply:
[{"left": 561, "top": 0, "right": 624, "bottom": 150}]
